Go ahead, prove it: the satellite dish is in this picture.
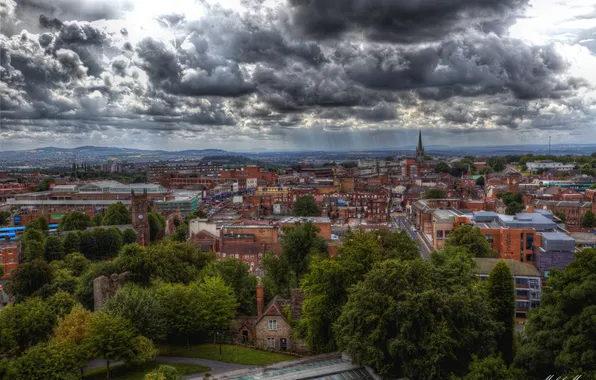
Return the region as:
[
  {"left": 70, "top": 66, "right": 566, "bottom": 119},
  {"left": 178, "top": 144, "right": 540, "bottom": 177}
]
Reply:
[{"left": 138, "top": 215, "right": 143, "bottom": 220}]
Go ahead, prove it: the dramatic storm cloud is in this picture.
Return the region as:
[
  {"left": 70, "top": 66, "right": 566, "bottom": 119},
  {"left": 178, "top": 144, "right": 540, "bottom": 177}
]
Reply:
[{"left": 1, "top": 0, "right": 595, "bottom": 150}]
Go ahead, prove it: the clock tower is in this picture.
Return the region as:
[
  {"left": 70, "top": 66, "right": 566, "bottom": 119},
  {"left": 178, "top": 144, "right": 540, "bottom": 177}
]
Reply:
[{"left": 131, "top": 189, "right": 150, "bottom": 246}]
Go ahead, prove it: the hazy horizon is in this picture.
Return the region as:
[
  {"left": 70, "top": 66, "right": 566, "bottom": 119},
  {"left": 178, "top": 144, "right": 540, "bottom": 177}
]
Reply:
[{"left": 1, "top": 0, "right": 595, "bottom": 150}]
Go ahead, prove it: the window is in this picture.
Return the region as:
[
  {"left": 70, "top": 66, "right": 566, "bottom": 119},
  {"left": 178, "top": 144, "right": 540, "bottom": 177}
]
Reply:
[
  {"left": 222, "top": 253, "right": 226, "bottom": 258},
  {"left": 526, "top": 233, "right": 534, "bottom": 250},
  {"left": 268, "top": 319, "right": 277, "bottom": 331},
  {"left": 529, "top": 278, "right": 540, "bottom": 289},
  {"left": 485, "top": 234, "right": 493, "bottom": 243},
  {"left": 436, "top": 230, "right": 443, "bottom": 239},
  {"left": 516, "top": 289, "right": 529, "bottom": 298},
  {"left": 515, "top": 278, "right": 529, "bottom": 286},
  {"left": 267, "top": 337, "right": 276, "bottom": 348}
]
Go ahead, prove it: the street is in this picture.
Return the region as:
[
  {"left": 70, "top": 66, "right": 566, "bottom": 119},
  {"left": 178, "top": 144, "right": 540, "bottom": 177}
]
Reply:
[{"left": 392, "top": 214, "right": 433, "bottom": 260}]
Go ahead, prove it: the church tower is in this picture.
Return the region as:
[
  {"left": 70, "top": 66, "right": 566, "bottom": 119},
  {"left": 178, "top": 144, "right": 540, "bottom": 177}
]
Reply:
[
  {"left": 416, "top": 130, "right": 425, "bottom": 163},
  {"left": 131, "top": 190, "right": 150, "bottom": 246}
]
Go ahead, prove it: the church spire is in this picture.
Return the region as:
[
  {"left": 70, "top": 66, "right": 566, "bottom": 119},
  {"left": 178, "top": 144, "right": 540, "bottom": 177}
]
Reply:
[
  {"left": 416, "top": 129, "right": 424, "bottom": 163},
  {"left": 417, "top": 130, "right": 423, "bottom": 152}
]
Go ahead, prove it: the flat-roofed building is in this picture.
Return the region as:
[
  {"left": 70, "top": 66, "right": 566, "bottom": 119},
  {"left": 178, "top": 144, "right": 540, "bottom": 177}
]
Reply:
[{"left": 474, "top": 258, "right": 542, "bottom": 320}]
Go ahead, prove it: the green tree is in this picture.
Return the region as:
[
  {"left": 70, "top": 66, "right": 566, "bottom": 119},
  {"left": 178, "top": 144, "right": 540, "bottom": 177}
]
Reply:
[
  {"left": 24, "top": 240, "right": 45, "bottom": 261},
  {"left": 93, "top": 213, "right": 104, "bottom": 226},
  {"left": 298, "top": 230, "right": 419, "bottom": 353},
  {"left": 498, "top": 192, "right": 523, "bottom": 206},
  {"left": 458, "top": 158, "right": 477, "bottom": 174},
  {"left": 0, "top": 297, "right": 57, "bottom": 355},
  {"left": 445, "top": 225, "right": 494, "bottom": 257},
  {"left": 64, "top": 252, "right": 90, "bottom": 276},
  {"left": 435, "top": 161, "right": 451, "bottom": 174},
  {"left": 487, "top": 261, "right": 515, "bottom": 364},
  {"left": 103, "top": 202, "right": 132, "bottom": 225},
  {"left": 44, "top": 235, "right": 65, "bottom": 262},
  {"left": 58, "top": 211, "right": 93, "bottom": 231},
  {"left": 201, "top": 259, "right": 257, "bottom": 316},
  {"left": 487, "top": 157, "right": 506, "bottom": 172},
  {"left": 481, "top": 167, "right": 494, "bottom": 175},
  {"left": 293, "top": 195, "right": 320, "bottom": 217},
  {"left": 454, "top": 355, "right": 522, "bottom": 380},
  {"left": 591, "top": 183, "right": 596, "bottom": 189},
  {"left": 156, "top": 282, "right": 202, "bottom": 346},
  {"left": 52, "top": 305, "right": 94, "bottom": 377},
  {"left": 385, "top": 156, "right": 394, "bottom": 161},
  {"left": 335, "top": 258, "right": 496, "bottom": 379},
  {"left": 262, "top": 251, "right": 295, "bottom": 301},
  {"left": 122, "top": 227, "right": 138, "bottom": 244},
  {"left": 424, "top": 188, "right": 448, "bottom": 199},
  {"left": 103, "top": 284, "right": 167, "bottom": 341},
  {"left": 35, "top": 178, "right": 55, "bottom": 191},
  {"left": 281, "top": 222, "right": 328, "bottom": 279},
  {"left": 149, "top": 212, "right": 166, "bottom": 242},
  {"left": 89, "top": 312, "right": 138, "bottom": 379},
  {"left": 94, "top": 227, "right": 124, "bottom": 259},
  {"left": 197, "top": 276, "right": 238, "bottom": 342},
  {"left": 40, "top": 268, "right": 78, "bottom": 296},
  {"left": 341, "top": 161, "right": 357, "bottom": 169},
  {"left": 128, "top": 335, "right": 158, "bottom": 366},
  {"left": 5, "top": 341, "right": 80, "bottom": 380},
  {"left": 505, "top": 201, "right": 525, "bottom": 215},
  {"left": 0, "top": 211, "right": 11, "bottom": 226},
  {"left": 172, "top": 222, "right": 188, "bottom": 242},
  {"left": 580, "top": 163, "right": 595, "bottom": 176},
  {"left": 582, "top": 210, "right": 596, "bottom": 228},
  {"left": 515, "top": 249, "right": 596, "bottom": 378},
  {"left": 63, "top": 231, "right": 81, "bottom": 254},
  {"left": 6, "top": 259, "right": 53, "bottom": 300},
  {"left": 27, "top": 216, "right": 49, "bottom": 232},
  {"left": 79, "top": 230, "right": 98, "bottom": 259},
  {"left": 476, "top": 176, "right": 485, "bottom": 187},
  {"left": 145, "top": 365, "right": 183, "bottom": 380},
  {"left": 146, "top": 242, "right": 214, "bottom": 284}
]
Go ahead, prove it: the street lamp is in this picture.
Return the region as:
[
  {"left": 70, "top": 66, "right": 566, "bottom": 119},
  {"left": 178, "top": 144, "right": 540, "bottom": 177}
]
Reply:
[{"left": 216, "top": 330, "right": 223, "bottom": 360}]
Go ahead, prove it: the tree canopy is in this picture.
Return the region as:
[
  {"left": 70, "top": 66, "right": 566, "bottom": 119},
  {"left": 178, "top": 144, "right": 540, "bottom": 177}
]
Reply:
[
  {"left": 335, "top": 255, "right": 496, "bottom": 379},
  {"left": 445, "top": 224, "right": 495, "bottom": 257},
  {"left": 58, "top": 211, "right": 93, "bottom": 231},
  {"left": 515, "top": 249, "right": 596, "bottom": 378},
  {"left": 293, "top": 195, "right": 320, "bottom": 217},
  {"left": 435, "top": 161, "right": 451, "bottom": 174},
  {"left": 424, "top": 188, "right": 447, "bottom": 199},
  {"left": 281, "top": 221, "right": 328, "bottom": 279},
  {"left": 298, "top": 230, "right": 420, "bottom": 353},
  {"left": 102, "top": 202, "right": 132, "bottom": 226},
  {"left": 487, "top": 261, "right": 515, "bottom": 364},
  {"left": 582, "top": 210, "right": 596, "bottom": 228}
]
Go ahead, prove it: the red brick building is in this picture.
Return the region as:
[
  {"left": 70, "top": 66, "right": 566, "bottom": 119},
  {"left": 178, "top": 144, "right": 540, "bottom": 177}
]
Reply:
[{"left": 0, "top": 240, "right": 20, "bottom": 279}]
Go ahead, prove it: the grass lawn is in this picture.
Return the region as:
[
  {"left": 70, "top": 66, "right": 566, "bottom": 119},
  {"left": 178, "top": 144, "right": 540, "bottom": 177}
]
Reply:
[
  {"left": 83, "top": 361, "right": 211, "bottom": 380},
  {"left": 158, "top": 344, "right": 296, "bottom": 366}
]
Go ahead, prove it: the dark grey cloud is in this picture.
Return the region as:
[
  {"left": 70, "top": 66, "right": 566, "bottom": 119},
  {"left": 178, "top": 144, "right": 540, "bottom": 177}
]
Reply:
[
  {"left": 344, "top": 35, "right": 576, "bottom": 101},
  {"left": 1, "top": 0, "right": 595, "bottom": 149},
  {"left": 288, "top": 0, "right": 528, "bottom": 43}
]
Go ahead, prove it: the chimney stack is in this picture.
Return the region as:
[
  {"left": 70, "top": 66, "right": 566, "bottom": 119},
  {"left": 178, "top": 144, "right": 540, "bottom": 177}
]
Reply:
[{"left": 256, "top": 277, "right": 264, "bottom": 317}]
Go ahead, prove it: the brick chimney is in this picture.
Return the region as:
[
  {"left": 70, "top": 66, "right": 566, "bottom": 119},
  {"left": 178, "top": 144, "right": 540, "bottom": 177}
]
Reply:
[
  {"left": 256, "top": 277, "right": 264, "bottom": 317},
  {"left": 526, "top": 205, "right": 534, "bottom": 213}
]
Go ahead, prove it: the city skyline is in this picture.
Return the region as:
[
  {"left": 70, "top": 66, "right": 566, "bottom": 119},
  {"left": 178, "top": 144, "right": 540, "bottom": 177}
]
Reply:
[{"left": 1, "top": 0, "right": 596, "bottom": 150}]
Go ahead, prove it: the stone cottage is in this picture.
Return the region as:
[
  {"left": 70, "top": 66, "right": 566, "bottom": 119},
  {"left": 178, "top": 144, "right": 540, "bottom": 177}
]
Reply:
[{"left": 234, "top": 279, "right": 307, "bottom": 353}]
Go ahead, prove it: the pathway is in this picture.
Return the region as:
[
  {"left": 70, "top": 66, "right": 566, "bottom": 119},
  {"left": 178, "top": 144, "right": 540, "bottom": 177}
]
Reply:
[{"left": 86, "top": 356, "right": 254, "bottom": 379}]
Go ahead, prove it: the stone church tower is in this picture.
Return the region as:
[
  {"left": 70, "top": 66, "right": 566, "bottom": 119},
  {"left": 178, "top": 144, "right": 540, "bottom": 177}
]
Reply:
[{"left": 131, "top": 190, "right": 150, "bottom": 246}]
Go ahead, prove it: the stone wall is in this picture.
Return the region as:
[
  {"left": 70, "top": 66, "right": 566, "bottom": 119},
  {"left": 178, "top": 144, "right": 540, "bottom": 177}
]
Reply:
[
  {"left": 255, "top": 316, "right": 292, "bottom": 351},
  {"left": 92, "top": 272, "right": 132, "bottom": 312}
]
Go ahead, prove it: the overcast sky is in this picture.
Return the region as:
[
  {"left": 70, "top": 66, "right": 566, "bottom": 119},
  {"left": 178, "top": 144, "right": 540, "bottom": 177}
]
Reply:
[{"left": 1, "top": 0, "right": 595, "bottom": 151}]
